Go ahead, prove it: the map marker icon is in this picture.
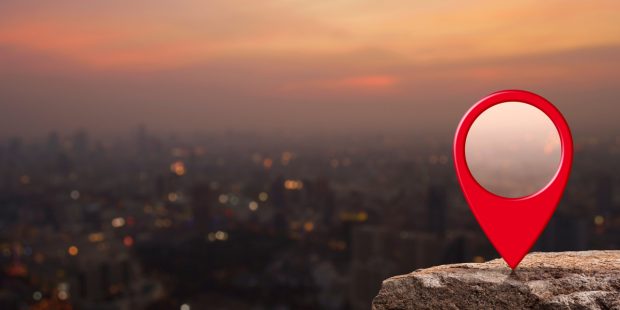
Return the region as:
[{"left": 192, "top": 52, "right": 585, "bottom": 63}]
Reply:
[{"left": 453, "top": 90, "right": 573, "bottom": 269}]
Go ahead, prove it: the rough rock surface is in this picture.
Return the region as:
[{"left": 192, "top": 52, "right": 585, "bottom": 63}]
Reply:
[{"left": 372, "top": 251, "right": 620, "bottom": 309}]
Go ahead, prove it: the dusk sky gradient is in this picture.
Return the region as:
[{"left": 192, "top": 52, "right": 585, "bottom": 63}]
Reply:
[{"left": 1, "top": 0, "right": 619, "bottom": 137}]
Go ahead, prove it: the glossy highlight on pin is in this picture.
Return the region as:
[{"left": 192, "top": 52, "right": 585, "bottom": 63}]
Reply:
[{"left": 453, "top": 90, "right": 573, "bottom": 269}]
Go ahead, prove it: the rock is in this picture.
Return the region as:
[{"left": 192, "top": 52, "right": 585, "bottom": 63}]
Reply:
[{"left": 372, "top": 251, "right": 620, "bottom": 309}]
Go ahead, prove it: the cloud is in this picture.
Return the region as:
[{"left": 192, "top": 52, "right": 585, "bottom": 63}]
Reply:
[
  {"left": 1, "top": 0, "right": 619, "bottom": 70},
  {"left": 0, "top": 0, "right": 619, "bottom": 136},
  {"left": 279, "top": 75, "right": 398, "bottom": 94}
]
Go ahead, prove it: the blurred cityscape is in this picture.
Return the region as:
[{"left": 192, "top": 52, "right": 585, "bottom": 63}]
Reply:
[{"left": 0, "top": 128, "right": 619, "bottom": 310}]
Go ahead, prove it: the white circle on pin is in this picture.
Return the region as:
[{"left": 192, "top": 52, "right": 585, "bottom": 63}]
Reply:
[{"left": 465, "top": 102, "right": 561, "bottom": 198}]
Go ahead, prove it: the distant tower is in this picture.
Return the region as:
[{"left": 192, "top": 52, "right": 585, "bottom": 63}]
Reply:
[
  {"left": 7, "top": 136, "right": 22, "bottom": 157},
  {"left": 136, "top": 125, "right": 148, "bottom": 155},
  {"left": 271, "top": 176, "right": 286, "bottom": 210},
  {"left": 314, "top": 176, "right": 335, "bottom": 226},
  {"left": 47, "top": 131, "right": 60, "bottom": 154},
  {"left": 73, "top": 129, "right": 89, "bottom": 155},
  {"left": 271, "top": 176, "right": 288, "bottom": 232},
  {"left": 427, "top": 185, "right": 446, "bottom": 236},
  {"left": 597, "top": 175, "right": 613, "bottom": 216},
  {"left": 192, "top": 183, "right": 213, "bottom": 231}
]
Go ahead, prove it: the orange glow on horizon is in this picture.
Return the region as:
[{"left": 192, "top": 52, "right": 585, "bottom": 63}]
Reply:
[
  {"left": 279, "top": 74, "right": 398, "bottom": 93},
  {"left": 336, "top": 75, "right": 397, "bottom": 89}
]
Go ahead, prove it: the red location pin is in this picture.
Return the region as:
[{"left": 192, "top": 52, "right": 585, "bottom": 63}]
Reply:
[{"left": 453, "top": 90, "right": 573, "bottom": 269}]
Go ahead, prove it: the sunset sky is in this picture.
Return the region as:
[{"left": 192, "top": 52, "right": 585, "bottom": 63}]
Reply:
[{"left": 1, "top": 0, "right": 619, "bottom": 137}]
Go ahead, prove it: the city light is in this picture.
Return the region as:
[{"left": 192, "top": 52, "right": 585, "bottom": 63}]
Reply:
[
  {"left": 88, "top": 232, "right": 105, "bottom": 242},
  {"left": 594, "top": 215, "right": 605, "bottom": 226},
  {"left": 281, "top": 151, "right": 293, "bottom": 166},
  {"left": 57, "top": 283, "right": 69, "bottom": 298},
  {"left": 358, "top": 211, "right": 368, "bottom": 222},
  {"left": 168, "top": 192, "right": 179, "bottom": 202},
  {"left": 207, "top": 233, "right": 216, "bottom": 242},
  {"left": 339, "top": 211, "right": 368, "bottom": 222},
  {"left": 109, "top": 284, "right": 121, "bottom": 295},
  {"left": 70, "top": 190, "right": 80, "bottom": 200},
  {"left": 429, "top": 154, "right": 449, "bottom": 165},
  {"left": 57, "top": 290, "right": 69, "bottom": 300},
  {"left": 154, "top": 218, "right": 172, "bottom": 228},
  {"left": 67, "top": 246, "right": 79, "bottom": 256},
  {"left": 32, "top": 291, "right": 42, "bottom": 301},
  {"left": 473, "top": 256, "right": 485, "bottom": 263},
  {"left": 171, "top": 147, "right": 188, "bottom": 157},
  {"left": 289, "top": 221, "right": 301, "bottom": 230},
  {"left": 429, "top": 155, "right": 439, "bottom": 165},
  {"left": 248, "top": 201, "right": 259, "bottom": 211},
  {"left": 170, "top": 161, "right": 186, "bottom": 176},
  {"left": 251, "top": 153, "right": 262, "bottom": 164},
  {"left": 328, "top": 240, "right": 347, "bottom": 251},
  {"left": 194, "top": 146, "right": 207, "bottom": 156},
  {"left": 258, "top": 192, "right": 269, "bottom": 202},
  {"left": 303, "top": 221, "right": 314, "bottom": 232},
  {"left": 218, "top": 194, "right": 229, "bottom": 204},
  {"left": 215, "top": 231, "right": 229, "bottom": 241},
  {"left": 284, "top": 179, "right": 303, "bottom": 190},
  {"left": 34, "top": 253, "right": 45, "bottom": 264},
  {"left": 20, "top": 175, "right": 30, "bottom": 185},
  {"left": 123, "top": 236, "right": 134, "bottom": 247},
  {"left": 263, "top": 158, "right": 273, "bottom": 169},
  {"left": 180, "top": 304, "right": 191, "bottom": 310},
  {"left": 111, "top": 217, "right": 126, "bottom": 228}
]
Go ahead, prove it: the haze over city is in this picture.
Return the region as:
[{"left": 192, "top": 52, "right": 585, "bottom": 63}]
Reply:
[{"left": 1, "top": 2, "right": 620, "bottom": 309}]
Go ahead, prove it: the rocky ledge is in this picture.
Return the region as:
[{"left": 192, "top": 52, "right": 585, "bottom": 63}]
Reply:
[{"left": 372, "top": 251, "right": 620, "bottom": 309}]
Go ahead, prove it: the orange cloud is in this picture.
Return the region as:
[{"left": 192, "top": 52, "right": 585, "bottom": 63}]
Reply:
[
  {"left": 279, "top": 75, "right": 398, "bottom": 94},
  {"left": 334, "top": 75, "right": 397, "bottom": 89},
  {"left": 0, "top": 0, "right": 619, "bottom": 72}
]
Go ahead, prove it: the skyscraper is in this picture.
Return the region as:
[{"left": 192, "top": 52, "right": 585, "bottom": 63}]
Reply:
[
  {"left": 192, "top": 183, "right": 213, "bottom": 231},
  {"left": 427, "top": 185, "right": 446, "bottom": 236}
]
